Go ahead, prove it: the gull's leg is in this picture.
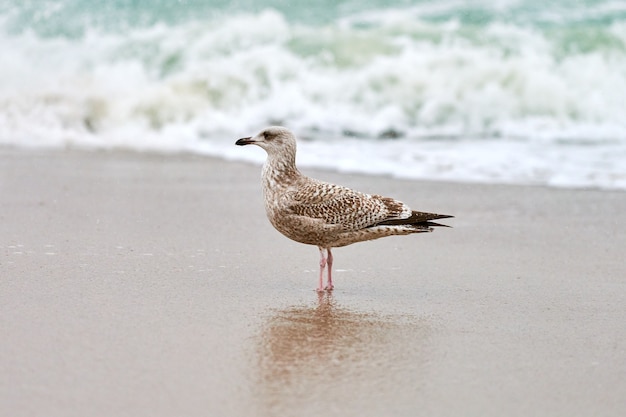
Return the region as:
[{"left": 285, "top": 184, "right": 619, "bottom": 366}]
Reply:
[
  {"left": 317, "top": 247, "right": 327, "bottom": 293},
  {"left": 325, "top": 248, "right": 334, "bottom": 291}
]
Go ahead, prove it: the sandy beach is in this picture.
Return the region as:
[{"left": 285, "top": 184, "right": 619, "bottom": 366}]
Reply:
[{"left": 1, "top": 147, "right": 625, "bottom": 417}]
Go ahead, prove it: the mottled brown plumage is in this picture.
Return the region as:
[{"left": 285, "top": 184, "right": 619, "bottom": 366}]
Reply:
[{"left": 236, "top": 126, "right": 453, "bottom": 291}]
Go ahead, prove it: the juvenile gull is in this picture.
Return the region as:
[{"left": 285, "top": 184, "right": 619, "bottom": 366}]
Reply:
[{"left": 236, "top": 126, "right": 453, "bottom": 292}]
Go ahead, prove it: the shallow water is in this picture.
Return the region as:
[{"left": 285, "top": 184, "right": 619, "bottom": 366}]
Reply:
[
  {"left": 254, "top": 293, "right": 433, "bottom": 416},
  {"left": 2, "top": 150, "right": 625, "bottom": 416}
]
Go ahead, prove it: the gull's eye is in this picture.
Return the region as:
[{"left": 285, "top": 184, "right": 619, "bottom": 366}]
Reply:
[{"left": 263, "top": 131, "right": 273, "bottom": 140}]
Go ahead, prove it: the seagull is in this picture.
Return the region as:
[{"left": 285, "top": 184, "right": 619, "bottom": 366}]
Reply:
[{"left": 236, "top": 126, "right": 453, "bottom": 292}]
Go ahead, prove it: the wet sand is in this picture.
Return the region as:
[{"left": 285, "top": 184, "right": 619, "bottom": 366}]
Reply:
[{"left": 1, "top": 148, "right": 625, "bottom": 417}]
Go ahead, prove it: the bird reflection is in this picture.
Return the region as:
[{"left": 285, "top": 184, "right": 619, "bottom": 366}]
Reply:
[
  {"left": 255, "top": 293, "right": 431, "bottom": 414},
  {"left": 258, "top": 293, "right": 371, "bottom": 377}
]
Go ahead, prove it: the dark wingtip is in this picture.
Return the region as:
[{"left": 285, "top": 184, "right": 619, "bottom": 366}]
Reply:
[
  {"left": 425, "top": 221, "right": 452, "bottom": 228},
  {"left": 376, "top": 211, "right": 454, "bottom": 227}
]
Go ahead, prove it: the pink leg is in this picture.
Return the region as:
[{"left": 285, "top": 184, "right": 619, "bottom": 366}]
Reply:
[
  {"left": 325, "top": 248, "right": 334, "bottom": 291},
  {"left": 317, "top": 247, "right": 327, "bottom": 293}
]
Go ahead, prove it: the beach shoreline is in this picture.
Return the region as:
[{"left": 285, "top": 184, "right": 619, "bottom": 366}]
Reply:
[{"left": 1, "top": 147, "right": 625, "bottom": 417}]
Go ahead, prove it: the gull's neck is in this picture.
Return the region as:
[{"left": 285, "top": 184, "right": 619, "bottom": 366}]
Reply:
[{"left": 262, "top": 150, "right": 301, "bottom": 188}]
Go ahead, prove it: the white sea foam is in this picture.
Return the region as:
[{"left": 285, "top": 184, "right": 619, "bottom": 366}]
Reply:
[{"left": 0, "top": 8, "right": 625, "bottom": 189}]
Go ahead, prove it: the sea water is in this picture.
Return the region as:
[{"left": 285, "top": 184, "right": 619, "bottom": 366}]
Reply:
[{"left": 1, "top": 0, "right": 625, "bottom": 189}]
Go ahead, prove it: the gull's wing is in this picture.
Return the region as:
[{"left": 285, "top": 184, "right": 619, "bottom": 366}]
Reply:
[{"left": 286, "top": 178, "right": 411, "bottom": 232}]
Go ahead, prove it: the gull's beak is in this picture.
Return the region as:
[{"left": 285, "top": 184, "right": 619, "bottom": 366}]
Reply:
[{"left": 235, "top": 136, "right": 254, "bottom": 146}]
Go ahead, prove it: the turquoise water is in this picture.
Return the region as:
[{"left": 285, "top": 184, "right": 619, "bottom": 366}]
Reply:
[
  {"left": 1, "top": 0, "right": 625, "bottom": 188},
  {"left": 4, "top": 0, "right": 626, "bottom": 33}
]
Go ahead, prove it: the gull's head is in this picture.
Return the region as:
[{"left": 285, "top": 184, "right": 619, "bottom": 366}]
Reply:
[{"left": 235, "top": 126, "right": 297, "bottom": 157}]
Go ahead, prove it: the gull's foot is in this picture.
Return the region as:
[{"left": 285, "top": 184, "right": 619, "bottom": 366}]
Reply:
[
  {"left": 324, "top": 285, "right": 334, "bottom": 291},
  {"left": 315, "top": 287, "right": 325, "bottom": 293}
]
